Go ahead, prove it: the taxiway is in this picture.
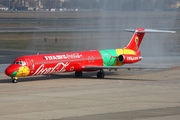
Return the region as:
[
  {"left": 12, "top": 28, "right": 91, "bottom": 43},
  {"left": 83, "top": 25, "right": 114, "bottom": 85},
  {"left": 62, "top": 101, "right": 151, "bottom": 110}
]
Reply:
[{"left": 0, "top": 68, "right": 180, "bottom": 120}]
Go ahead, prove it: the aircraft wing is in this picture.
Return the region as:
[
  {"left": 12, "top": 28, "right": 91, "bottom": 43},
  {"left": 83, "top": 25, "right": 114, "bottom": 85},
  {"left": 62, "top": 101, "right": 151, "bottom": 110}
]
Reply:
[{"left": 82, "top": 65, "right": 176, "bottom": 71}]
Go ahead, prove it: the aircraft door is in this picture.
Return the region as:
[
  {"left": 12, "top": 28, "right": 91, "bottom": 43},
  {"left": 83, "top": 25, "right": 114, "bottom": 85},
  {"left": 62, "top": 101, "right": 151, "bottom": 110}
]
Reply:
[{"left": 25, "top": 59, "right": 34, "bottom": 70}]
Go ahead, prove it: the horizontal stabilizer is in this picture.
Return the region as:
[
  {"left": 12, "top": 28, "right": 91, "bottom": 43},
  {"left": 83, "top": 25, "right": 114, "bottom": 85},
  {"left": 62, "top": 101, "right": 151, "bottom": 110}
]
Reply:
[{"left": 124, "top": 28, "right": 176, "bottom": 33}]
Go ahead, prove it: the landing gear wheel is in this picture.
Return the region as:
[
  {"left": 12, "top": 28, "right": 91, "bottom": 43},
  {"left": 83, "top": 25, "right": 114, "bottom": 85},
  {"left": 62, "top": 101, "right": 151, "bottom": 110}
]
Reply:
[
  {"left": 97, "top": 70, "right": 105, "bottom": 78},
  {"left": 12, "top": 78, "right": 18, "bottom": 83},
  {"left": 75, "top": 71, "right": 83, "bottom": 77}
]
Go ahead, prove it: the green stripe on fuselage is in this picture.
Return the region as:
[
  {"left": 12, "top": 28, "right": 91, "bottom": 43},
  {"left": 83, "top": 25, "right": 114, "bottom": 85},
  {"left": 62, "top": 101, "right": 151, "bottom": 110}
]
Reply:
[
  {"left": 99, "top": 48, "right": 137, "bottom": 66},
  {"left": 99, "top": 49, "right": 117, "bottom": 66}
]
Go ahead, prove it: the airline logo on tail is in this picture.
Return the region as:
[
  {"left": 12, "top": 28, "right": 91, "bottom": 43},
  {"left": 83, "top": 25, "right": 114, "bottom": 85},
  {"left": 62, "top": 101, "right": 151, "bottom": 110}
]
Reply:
[{"left": 135, "top": 36, "right": 139, "bottom": 49}]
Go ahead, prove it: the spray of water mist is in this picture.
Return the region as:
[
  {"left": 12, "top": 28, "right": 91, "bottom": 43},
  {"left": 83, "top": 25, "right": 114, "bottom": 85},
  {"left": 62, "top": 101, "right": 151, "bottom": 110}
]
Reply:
[{"left": 25, "top": 1, "right": 180, "bottom": 67}]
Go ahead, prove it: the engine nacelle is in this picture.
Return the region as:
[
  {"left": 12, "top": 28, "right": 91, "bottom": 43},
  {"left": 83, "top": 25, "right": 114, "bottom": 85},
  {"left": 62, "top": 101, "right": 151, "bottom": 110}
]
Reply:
[{"left": 118, "top": 55, "right": 142, "bottom": 64}]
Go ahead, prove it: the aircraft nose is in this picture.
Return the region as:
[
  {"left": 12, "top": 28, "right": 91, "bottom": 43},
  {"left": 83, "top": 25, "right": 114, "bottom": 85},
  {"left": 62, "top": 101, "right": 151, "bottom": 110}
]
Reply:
[
  {"left": 5, "top": 65, "right": 19, "bottom": 77},
  {"left": 5, "top": 65, "right": 30, "bottom": 78}
]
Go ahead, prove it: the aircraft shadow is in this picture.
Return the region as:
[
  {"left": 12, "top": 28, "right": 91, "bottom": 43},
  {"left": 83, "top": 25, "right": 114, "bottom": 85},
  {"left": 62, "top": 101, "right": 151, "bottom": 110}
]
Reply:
[{"left": 0, "top": 72, "right": 156, "bottom": 83}]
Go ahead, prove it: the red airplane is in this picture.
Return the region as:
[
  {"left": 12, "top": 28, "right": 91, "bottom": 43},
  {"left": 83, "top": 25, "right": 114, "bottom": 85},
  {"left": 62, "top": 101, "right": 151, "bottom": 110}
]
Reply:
[{"left": 5, "top": 28, "right": 175, "bottom": 83}]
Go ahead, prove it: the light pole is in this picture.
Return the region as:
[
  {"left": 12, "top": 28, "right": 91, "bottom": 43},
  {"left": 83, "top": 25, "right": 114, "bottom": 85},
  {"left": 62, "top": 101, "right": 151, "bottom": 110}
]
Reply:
[{"left": 9, "top": 0, "right": 11, "bottom": 11}]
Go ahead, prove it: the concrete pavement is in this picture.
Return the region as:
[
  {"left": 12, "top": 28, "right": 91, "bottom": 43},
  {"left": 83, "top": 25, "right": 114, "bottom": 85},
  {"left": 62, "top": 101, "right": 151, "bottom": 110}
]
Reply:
[{"left": 0, "top": 68, "right": 180, "bottom": 120}]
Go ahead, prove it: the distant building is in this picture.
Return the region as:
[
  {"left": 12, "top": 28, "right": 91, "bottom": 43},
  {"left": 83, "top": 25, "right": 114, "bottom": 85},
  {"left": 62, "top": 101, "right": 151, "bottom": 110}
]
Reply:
[
  {"left": 0, "top": 4, "right": 8, "bottom": 11},
  {"left": 171, "top": 1, "right": 180, "bottom": 9},
  {"left": 176, "top": 1, "right": 180, "bottom": 8}
]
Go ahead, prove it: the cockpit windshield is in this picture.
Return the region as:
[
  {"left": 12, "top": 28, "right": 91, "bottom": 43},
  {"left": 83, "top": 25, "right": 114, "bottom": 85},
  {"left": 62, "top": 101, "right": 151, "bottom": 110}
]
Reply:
[{"left": 13, "top": 60, "right": 26, "bottom": 65}]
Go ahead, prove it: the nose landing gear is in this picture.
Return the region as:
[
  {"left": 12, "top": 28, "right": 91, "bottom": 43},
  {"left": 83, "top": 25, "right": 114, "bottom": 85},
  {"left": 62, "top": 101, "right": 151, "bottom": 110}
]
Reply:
[{"left": 12, "top": 77, "right": 18, "bottom": 83}]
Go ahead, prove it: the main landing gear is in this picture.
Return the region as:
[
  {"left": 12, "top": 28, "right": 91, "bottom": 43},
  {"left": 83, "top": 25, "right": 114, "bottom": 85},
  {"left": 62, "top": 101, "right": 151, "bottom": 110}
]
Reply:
[
  {"left": 75, "top": 71, "right": 83, "bottom": 77},
  {"left": 12, "top": 77, "right": 18, "bottom": 83},
  {"left": 97, "top": 69, "right": 105, "bottom": 78},
  {"left": 75, "top": 69, "right": 105, "bottom": 79}
]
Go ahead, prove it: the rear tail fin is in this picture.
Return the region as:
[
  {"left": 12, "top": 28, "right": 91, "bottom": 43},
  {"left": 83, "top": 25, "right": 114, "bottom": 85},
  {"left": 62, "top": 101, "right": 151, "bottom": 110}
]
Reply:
[
  {"left": 124, "top": 28, "right": 176, "bottom": 51},
  {"left": 124, "top": 28, "right": 145, "bottom": 51}
]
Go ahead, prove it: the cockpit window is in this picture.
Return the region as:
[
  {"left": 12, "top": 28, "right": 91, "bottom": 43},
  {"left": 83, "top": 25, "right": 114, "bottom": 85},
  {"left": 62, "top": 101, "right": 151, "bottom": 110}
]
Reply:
[
  {"left": 13, "top": 61, "right": 20, "bottom": 64},
  {"left": 13, "top": 60, "right": 26, "bottom": 65}
]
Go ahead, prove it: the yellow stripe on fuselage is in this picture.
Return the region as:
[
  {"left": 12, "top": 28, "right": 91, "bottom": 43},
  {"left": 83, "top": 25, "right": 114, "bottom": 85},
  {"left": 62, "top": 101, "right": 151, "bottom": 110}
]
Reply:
[
  {"left": 116, "top": 48, "right": 136, "bottom": 55},
  {"left": 113, "top": 48, "right": 136, "bottom": 66}
]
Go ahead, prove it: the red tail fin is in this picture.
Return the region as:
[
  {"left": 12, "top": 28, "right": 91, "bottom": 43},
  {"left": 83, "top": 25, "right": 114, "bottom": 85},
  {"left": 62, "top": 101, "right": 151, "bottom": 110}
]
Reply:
[
  {"left": 124, "top": 28, "right": 145, "bottom": 51},
  {"left": 124, "top": 28, "right": 176, "bottom": 51}
]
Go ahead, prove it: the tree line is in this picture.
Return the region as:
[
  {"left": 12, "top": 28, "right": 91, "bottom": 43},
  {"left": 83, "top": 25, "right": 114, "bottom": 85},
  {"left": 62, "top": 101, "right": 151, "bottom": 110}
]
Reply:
[{"left": 0, "top": 0, "right": 179, "bottom": 11}]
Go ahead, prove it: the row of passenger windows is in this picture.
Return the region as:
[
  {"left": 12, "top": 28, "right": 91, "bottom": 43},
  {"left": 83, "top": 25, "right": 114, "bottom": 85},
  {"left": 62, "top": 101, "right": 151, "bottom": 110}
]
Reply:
[
  {"left": 12, "top": 57, "right": 102, "bottom": 65},
  {"left": 34, "top": 57, "right": 101, "bottom": 65}
]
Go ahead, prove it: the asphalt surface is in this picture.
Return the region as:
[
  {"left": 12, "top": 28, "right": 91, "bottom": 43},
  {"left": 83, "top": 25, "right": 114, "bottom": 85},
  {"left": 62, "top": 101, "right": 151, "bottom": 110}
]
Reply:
[{"left": 0, "top": 67, "right": 180, "bottom": 120}]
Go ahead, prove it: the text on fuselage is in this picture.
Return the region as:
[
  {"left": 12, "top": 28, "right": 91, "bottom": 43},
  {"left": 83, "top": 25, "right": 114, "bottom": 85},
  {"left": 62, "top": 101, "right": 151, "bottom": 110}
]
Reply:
[
  {"left": 44, "top": 53, "right": 83, "bottom": 60},
  {"left": 127, "top": 56, "right": 139, "bottom": 61}
]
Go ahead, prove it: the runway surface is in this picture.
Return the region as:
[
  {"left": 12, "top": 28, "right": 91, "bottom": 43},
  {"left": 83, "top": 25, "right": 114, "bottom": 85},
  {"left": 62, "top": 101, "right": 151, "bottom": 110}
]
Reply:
[{"left": 0, "top": 67, "right": 180, "bottom": 120}]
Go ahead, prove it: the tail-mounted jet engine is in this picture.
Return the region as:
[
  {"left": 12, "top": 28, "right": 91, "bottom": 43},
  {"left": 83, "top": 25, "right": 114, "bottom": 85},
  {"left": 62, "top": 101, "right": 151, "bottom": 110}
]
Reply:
[{"left": 118, "top": 55, "right": 142, "bottom": 64}]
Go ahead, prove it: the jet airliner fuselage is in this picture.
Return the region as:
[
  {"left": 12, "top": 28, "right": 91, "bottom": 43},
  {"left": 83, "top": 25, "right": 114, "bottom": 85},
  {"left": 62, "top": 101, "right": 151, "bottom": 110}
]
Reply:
[{"left": 5, "top": 28, "right": 176, "bottom": 83}]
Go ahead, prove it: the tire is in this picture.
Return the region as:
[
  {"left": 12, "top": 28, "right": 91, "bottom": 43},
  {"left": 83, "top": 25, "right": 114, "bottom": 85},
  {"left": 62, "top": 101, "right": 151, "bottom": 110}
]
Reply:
[
  {"left": 12, "top": 79, "right": 18, "bottom": 83},
  {"left": 97, "top": 71, "right": 105, "bottom": 78},
  {"left": 75, "top": 71, "right": 83, "bottom": 77}
]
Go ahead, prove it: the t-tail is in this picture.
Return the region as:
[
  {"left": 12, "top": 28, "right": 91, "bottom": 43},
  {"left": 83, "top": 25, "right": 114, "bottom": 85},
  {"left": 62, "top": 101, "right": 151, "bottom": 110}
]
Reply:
[{"left": 124, "top": 28, "right": 176, "bottom": 51}]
